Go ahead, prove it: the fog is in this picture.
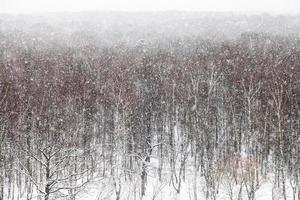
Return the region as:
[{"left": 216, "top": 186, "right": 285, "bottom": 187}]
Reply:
[{"left": 1, "top": 0, "right": 299, "bottom": 14}]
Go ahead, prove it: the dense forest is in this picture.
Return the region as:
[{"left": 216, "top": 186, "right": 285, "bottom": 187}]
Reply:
[{"left": 0, "top": 13, "right": 299, "bottom": 200}]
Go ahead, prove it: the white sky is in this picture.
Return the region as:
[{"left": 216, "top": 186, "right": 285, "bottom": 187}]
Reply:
[{"left": 0, "top": 0, "right": 299, "bottom": 14}]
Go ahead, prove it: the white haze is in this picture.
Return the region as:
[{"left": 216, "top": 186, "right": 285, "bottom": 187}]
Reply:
[{"left": 0, "top": 0, "right": 299, "bottom": 14}]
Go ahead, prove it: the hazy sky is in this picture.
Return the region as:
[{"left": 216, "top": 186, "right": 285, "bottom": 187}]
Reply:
[{"left": 0, "top": 0, "right": 299, "bottom": 14}]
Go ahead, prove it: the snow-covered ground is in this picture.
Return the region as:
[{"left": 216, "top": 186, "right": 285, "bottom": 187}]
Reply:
[
  {"left": 4, "top": 158, "right": 296, "bottom": 200},
  {"left": 77, "top": 173, "right": 294, "bottom": 200}
]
